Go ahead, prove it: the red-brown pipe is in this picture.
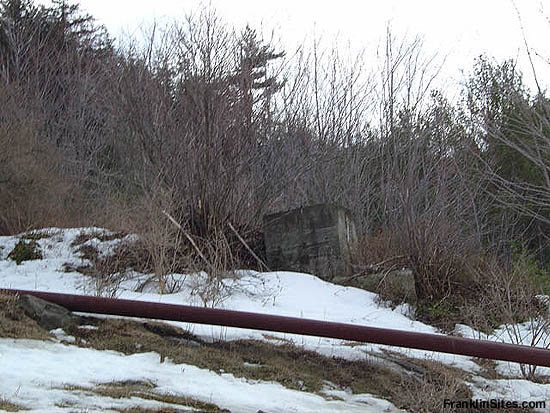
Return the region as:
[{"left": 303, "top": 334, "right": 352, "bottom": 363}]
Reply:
[{"left": 3, "top": 288, "right": 550, "bottom": 367}]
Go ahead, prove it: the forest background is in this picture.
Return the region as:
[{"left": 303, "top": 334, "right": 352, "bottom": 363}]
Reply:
[{"left": 2, "top": 0, "right": 550, "bottom": 333}]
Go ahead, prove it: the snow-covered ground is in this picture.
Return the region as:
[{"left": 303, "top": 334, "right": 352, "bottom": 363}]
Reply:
[{"left": 1, "top": 227, "right": 550, "bottom": 412}]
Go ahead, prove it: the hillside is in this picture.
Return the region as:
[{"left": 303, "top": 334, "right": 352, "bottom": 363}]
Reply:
[{"left": 1, "top": 228, "right": 549, "bottom": 412}]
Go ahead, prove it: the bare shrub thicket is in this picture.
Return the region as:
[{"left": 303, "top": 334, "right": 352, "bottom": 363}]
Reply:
[
  {"left": 120, "top": 189, "right": 192, "bottom": 294},
  {"left": 339, "top": 33, "right": 491, "bottom": 312},
  {"left": 0, "top": 0, "right": 120, "bottom": 232},
  {"left": 0, "top": 84, "right": 83, "bottom": 234},
  {"left": 467, "top": 41, "right": 550, "bottom": 379},
  {"left": 264, "top": 39, "right": 379, "bottom": 227},
  {"left": 113, "top": 11, "right": 286, "bottom": 224},
  {"left": 480, "top": 83, "right": 550, "bottom": 227},
  {"left": 462, "top": 250, "right": 550, "bottom": 380},
  {"left": 0, "top": 0, "right": 496, "bottom": 310},
  {"left": 3, "top": 1, "right": 550, "bottom": 345}
]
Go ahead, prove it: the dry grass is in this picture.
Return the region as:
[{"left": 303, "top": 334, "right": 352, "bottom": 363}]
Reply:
[
  {"left": 63, "top": 237, "right": 155, "bottom": 297},
  {"left": 117, "top": 409, "right": 196, "bottom": 413},
  {"left": 66, "top": 317, "right": 486, "bottom": 411},
  {"left": 381, "top": 352, "right": 537, "bottom": 413},
  {"left": 70, "top": 230, "right": 128, "bottom": 247},
  {"left": 117, "top": 409, "right": 194, "bottom": 413},
  {"left": 0, "top": 398, "right": 28, "bottom": 412},
  {"left": 67, "top": 318, "right": 400, "bottom": 396},
  {"left": 60, "top": 380, "right": 227, "bottom": 412},
  {"left": 72, "top": 237, "right": 153, "bottom": 276},
  {"left": 0, "top": 292, "right": 52, "bottom": 340},
  {"left": 472, "top": 357, "right": 500, "bottom": 380},
  {"left": 387, "top": 357, "right": 471, "bottom": 413},
  {"left": 20, "top": 230, "right": 55, "bottom": 241}
]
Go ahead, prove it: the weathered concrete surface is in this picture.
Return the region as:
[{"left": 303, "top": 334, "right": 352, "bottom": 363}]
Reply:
[{"left": 263, "top": 204, "right": 357, "bottom": 280}]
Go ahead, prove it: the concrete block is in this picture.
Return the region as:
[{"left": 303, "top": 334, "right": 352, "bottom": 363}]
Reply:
[{"left": 263, "top": 204, "right": 357, "bottom": 280}]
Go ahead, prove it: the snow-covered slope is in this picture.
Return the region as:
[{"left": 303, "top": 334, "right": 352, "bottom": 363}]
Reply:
[{"left": 1, "top": 227, "right": 550, "bottom": 412}]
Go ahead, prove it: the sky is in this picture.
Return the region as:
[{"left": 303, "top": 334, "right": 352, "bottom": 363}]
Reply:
[{"left": 37, "top": 0, "right": 550, "bottom": 94}]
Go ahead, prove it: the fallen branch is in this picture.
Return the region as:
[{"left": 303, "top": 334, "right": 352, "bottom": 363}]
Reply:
[
  {"left": 350, "top": 255, "right": 409, "bottom": 274},
  {"left": 162, "top": 210, "right": 215, "bottom": 273},
  {"left": 228, "top": 221, "right": 271, "bottom": 272}
]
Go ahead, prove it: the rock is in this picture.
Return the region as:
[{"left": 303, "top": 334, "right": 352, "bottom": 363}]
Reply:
[{"left": 17, "top": 295, "right": 81, "bottom": 330}]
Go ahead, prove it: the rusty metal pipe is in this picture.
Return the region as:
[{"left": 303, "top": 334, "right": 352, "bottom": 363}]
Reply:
[{"left": 3, "top": 288, "right": 550, "bottom": 367}]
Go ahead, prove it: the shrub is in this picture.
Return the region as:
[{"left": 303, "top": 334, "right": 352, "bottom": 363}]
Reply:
[
  {"left": 510, "top": 244, "right": 550, "bottom": 296},
  {"left": 460, "top": 249, "right": 550, "bottom": 380},
  {"left": 8, "top": 239, "right": 43, "bottom": 265},
  {"left": 352, "top": 224, "right": 477, "bottom": 306}
]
